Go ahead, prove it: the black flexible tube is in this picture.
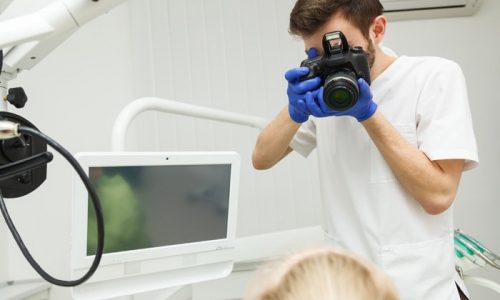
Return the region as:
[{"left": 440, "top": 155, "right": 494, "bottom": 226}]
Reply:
[{"left": 0, "top": 126, "right": 105, "bottom": 287}]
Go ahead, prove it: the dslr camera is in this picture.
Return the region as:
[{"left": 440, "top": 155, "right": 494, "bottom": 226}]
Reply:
[{"left": 300, "top": 31, "right": 371, "bottom": 111}]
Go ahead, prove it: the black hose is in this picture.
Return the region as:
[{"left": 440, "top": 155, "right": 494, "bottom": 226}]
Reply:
[{"left": 0, "top": 126, "right": 104, "bottom": 287}]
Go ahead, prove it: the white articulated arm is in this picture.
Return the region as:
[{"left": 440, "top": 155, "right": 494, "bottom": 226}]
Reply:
[
  {"left": 0, "top": 0, "right": 126, "bottom": 75},
  {"left": 62, "top": 0, "right": 126, "bottom": 26},
  {"left": 112, "top": 98, "right": 268, "bottom": 152},
  {"left": 463, "top": 276, "right": 500, "bottom": 294}
]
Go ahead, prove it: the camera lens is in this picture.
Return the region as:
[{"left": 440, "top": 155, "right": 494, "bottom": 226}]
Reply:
[{"left": 323, "top": 70, "right": 359, "bottom": 111}]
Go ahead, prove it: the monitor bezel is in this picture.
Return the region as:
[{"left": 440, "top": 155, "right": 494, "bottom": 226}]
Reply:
[{"left": 71, "top": 151, "right": 240, "bottom": 271}]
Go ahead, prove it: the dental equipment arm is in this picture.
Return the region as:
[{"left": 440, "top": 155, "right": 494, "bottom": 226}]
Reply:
[
  {"left": 0, "top": 0, "right": 126, "bottom": 86},
  {"left": 0, "top": 0, "right": 129, "bottom": 287}
]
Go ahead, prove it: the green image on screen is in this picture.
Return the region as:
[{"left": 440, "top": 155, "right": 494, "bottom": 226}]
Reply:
[{"left": 86, "top": 164, "right": 231, "bottom": 256}]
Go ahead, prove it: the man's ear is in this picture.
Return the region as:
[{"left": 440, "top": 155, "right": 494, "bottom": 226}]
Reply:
[{"left": 370, "top": 15, "right": 387, "bottom": 44}]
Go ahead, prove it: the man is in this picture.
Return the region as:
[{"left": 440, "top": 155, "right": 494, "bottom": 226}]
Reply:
[{"left": 252, "top": 1, "right": 478, "bottom": 299}]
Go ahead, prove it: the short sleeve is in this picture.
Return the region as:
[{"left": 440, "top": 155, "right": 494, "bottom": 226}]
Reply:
[
  {"left": 289, "top": 118, "right": 317, "bottom": 157},
  {"left": 416, "top": 60, "right": 479, "bottom": 171}
]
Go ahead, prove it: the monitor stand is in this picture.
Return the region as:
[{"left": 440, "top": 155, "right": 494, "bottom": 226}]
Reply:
[{"left": 72, "top": 261, "right": 233, "bottom": 300}]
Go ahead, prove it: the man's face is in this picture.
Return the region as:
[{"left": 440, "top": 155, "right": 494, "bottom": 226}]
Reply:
[{"left": 303, "top": 13, "right": 376, "bottom": 68}]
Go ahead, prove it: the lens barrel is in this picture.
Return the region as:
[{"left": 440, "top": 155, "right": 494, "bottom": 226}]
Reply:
[{"left": 323, "top": 70, "right": 359, "bottom": 111}]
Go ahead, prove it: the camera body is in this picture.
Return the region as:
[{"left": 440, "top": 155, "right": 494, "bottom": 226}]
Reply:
[{"left": 300, "top": 31, "right": 371, "bottom": 111}]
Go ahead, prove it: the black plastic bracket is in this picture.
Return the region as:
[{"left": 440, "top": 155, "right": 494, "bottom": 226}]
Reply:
[{"left": 0, "top": 112, "right": 49, "bottom": 198}]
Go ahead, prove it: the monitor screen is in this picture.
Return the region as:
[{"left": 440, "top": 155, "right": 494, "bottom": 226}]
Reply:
[{"left": 86, "top": 164, "right": 231, "bottom": 256}]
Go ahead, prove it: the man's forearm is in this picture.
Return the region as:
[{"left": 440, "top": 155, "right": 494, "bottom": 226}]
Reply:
[
  {"left": 362, "top": 111, "right": 463, "bottom": 214},
  {"left": 252, "top": 107, "right": 301, "bottom": 170}
]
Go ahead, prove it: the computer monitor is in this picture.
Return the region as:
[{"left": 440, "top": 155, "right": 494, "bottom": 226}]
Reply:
[{"left": 70, "top": 152, "right": 240, "bottom": 300}]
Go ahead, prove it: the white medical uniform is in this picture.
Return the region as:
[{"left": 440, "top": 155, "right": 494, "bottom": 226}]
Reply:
[{"left": 290, "top": 56, "right": 478, "bottom": 300}]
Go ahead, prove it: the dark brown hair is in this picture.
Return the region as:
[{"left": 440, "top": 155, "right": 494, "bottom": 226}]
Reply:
[{"left": 289, "top": 0, "right": 384, "bottom": 38}]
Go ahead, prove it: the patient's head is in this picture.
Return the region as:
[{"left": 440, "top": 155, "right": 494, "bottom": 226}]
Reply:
[{"left": 245, "top": 248, "right": 399, "bottom": 300}]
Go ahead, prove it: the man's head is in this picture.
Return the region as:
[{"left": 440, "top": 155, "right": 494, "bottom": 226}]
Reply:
[{"left": 289, "top": 0, "right": 387, "bottom": 69}]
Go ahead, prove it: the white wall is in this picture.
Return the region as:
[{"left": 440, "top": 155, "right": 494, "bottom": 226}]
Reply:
[{"left": 127, "top": 0, "right": 323, "bottom": 238}]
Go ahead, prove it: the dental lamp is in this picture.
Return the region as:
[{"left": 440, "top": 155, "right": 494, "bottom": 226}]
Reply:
[{"left": 0, "top": 0, "right": 128, "bottom": 287}]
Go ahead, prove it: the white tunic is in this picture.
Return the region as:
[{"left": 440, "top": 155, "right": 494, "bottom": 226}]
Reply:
[{"left": 290, "top": 56, "right": 479, "bottom": 300}]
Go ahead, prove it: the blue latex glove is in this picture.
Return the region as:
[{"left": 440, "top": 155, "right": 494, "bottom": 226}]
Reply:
[
  {"left": 285, "top": 67, "right": 321, "bottom": 123},
  {"left": 285, "top": 48, "right": 322, "bottom": 123},
  {"left": 303, "top": 47, "right": 377, "bottom": 122},
  {"left": 306, "top": 47, "right": 318, "bottom": 58},
  {"left": 286, "top": 47, "right": 377, "bottom": 123},
  {"left": 304, "top": 78, "right": 377, "bottom": 122},
  {"left": 324, "top": 78, "right": 378, "bottom": 122}
]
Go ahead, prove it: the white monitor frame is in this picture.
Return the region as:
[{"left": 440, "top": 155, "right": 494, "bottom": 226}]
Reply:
[{"left": 70, "top": 151, "right": 240, "bottom": 299}]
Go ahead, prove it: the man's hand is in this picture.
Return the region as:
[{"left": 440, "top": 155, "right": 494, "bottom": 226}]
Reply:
[
  {"left": 285, "top": 67, "right": 321, "bottom": 123},
  {"left": 316, "top": 78, "right": 378, "bottom": 122},
  {"left": 286, "top": 46, "right": 377, "bottom": 123},
  {"left": 286, "top": 47, "right": 327, "bottom": 123}
]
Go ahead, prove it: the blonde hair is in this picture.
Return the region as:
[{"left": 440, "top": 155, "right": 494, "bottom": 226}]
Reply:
[{"left": 245, "top": 248, "right": 399, "bottom": 300}]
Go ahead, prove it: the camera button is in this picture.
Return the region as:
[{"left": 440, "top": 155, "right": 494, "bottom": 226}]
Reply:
[{"left": 352, "top": 46, "right": 363, "bottom": 52}]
